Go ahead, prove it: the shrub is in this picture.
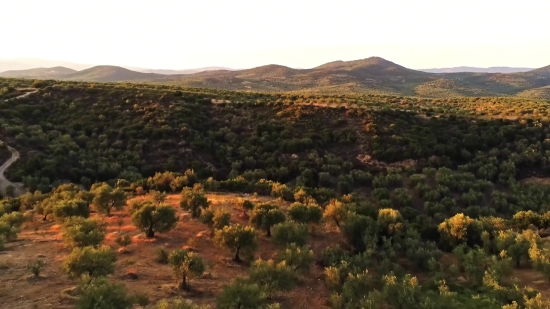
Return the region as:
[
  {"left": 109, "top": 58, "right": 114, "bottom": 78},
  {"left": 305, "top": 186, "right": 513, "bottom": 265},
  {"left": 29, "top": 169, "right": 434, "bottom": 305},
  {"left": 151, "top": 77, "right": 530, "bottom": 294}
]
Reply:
[
  {"left": 63, "top": 245, "right": 116, "bottom": 278},
  {"left": 275, "top": 243, "right": 314, "bottom": 274},
  {"left": 27, "top": 259, "right": 46, "bottom": 277},
  {"left": 236, "top": 198, "right": 255, "bottom": 217},
  {"left": 248, "top": 259, "right": 297, "bottom": 299},
  {"left": 115, "top": 234, "right": 132, "bottom": 253},
  {"left": 62, "top": 217, "right": 106, "bottom": 248},
  {"left": 156, "top": 298, "right": 211, "bottom": 309},
  {"left": 271, "top": 221, "right": 308, "bottom": 247},
  {"left": 216, "top": 278, "right": 263, "bottom": 309},
  {"left": 155, "top": 248, "right": 169, "bottom": 264},
  {"left": 76, "top": 275, "right": 133, "bottom": 309}
]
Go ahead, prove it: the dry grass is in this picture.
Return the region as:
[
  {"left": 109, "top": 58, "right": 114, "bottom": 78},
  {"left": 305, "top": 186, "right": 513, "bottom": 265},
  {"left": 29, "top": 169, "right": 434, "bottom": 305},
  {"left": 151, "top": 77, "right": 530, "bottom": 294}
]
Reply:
[{"left": 0, "top": 193, "right": 339, "bottom": 309}]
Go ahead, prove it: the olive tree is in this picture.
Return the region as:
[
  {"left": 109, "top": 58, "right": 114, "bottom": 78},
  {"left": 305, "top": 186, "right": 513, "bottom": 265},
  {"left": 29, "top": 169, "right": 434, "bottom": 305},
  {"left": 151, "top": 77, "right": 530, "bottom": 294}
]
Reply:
[
  {"left": 63, "top": 245, "right": 117, "bottom": 278},
  {"left": 131, "top": 201, "right": 177, "bottom": 238},
  {"left": 62, "top": 217, "right": 106, "bottom": 248},
  {"left": 214, "top": 224, "right": 257, "bottom": 262},
  {"left": 168, "top": 249, "right": 206, "bottom": 290},
  {"left": 250, "top": 203, "right": 286, "bottom": 237},
  {"left": 180, "top": 187, "right": 210, "bottom": 218},
  {"left": 91, "top": 183, "right": 127, "bottom": 216}
]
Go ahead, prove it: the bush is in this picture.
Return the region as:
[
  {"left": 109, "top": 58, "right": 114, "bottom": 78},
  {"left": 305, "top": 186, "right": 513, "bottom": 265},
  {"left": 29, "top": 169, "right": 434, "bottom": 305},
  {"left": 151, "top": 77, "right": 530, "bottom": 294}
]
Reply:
[
  {"left": 271, "top": 221, "right": 308, "bottom": 247},
  {"left": 63, "top": 245, "right": 117, "bottom": 278},
  {"left": 76, "top": 275, "right": 133, "bottom": 309},
  {"left": 27, "top": 259, "right": 46, "bottom": 277},
  {"left": 156, "top": 298, "right": 210, "bottom": 309},
  {"left": 155, "top": 248, "right": 169, "bottom": 264},
  {"left": 275, "top": 243, "right": 314, "bottom": 274},
  {"left": 236, "top": 198, "right": 255, "bottom": 217},
  {"left": 248, "top": 259, "right": 297, "bottom": 299},
  {"left": 216, "top": 278, "right": 263, "bottom": 309},
  {"left": 62, "top": 217, "right": 106, "bottom": 248},
  {"left": 115, "top": 234, "right": 132, "bottom": 252}
]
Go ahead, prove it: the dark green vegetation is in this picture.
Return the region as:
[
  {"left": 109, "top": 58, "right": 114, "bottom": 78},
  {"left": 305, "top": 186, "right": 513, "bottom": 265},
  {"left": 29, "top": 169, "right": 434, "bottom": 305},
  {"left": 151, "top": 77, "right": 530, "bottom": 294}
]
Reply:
[
  {"left": 2, "top": 57, "right": 550, "bottom": 98},
  {"left": 4, "top": 77, "right": 550, "bottom": 308}
]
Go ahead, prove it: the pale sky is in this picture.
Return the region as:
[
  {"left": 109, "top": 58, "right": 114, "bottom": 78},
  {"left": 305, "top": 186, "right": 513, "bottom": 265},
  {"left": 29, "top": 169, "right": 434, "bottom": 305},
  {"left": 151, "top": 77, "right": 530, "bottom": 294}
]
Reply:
[{"left": 1, "top": 0, "right": 549, "bottom": 70}]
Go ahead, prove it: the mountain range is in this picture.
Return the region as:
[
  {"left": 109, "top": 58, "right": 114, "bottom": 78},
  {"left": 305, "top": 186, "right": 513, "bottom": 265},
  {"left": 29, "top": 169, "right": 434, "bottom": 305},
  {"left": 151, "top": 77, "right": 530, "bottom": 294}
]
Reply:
[{"left": 1, "top": 57, "right": 549, "bottom": 99}]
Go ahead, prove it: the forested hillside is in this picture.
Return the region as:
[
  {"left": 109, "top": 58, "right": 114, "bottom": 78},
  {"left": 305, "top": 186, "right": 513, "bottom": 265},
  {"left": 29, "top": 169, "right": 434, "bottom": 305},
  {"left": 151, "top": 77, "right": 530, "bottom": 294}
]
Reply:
[{"left": 3, "top": 77, "right": 550, "bottom": 308}]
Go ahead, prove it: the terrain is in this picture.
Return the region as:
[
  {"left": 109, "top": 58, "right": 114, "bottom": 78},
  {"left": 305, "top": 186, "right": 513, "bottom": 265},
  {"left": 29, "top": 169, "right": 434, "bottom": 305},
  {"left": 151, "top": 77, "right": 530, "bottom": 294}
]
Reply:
[
  {"left": 2, "top": 78, "right": 550, "bottom": 308},
  {"left": 421, "top": 66, "right": 534, "bottom": 74},
  {"left": 2, "top": 57, "right": 550, "bottom": 99}
]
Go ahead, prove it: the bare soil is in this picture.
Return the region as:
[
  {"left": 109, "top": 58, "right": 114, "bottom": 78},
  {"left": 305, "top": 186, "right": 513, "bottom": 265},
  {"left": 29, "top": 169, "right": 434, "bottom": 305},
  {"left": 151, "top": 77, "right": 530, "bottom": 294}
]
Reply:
[{"left": 0, "top": 193, "right": 341, "bottom": 309}]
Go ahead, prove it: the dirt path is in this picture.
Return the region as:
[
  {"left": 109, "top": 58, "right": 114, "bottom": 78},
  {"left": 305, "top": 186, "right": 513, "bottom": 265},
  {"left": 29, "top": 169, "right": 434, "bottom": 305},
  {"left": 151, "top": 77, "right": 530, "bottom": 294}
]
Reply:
[
  {"left": 0, "top": 141, "right": 24, "bottom": 197},
  {"left": 4, "top": 89, "right": 38, "bottom": 102}
]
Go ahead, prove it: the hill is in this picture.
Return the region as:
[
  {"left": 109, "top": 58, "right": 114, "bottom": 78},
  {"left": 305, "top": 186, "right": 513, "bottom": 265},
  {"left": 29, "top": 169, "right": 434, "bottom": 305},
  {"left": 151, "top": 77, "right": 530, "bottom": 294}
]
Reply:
[
  {"left": 421, "top": 66, "right": 534, "bottom": 73},
  {"left": 3, "top": 81, "right": 550, "bottom": 307},
  {"left": 2, "top": 57, "right": 550, "bottom": 98},
  {"left": 63, "top": 65, "right": 163, "bottom": 82},
  {"left": 0, "top": 66, "right": 76, "bottom": 78}
]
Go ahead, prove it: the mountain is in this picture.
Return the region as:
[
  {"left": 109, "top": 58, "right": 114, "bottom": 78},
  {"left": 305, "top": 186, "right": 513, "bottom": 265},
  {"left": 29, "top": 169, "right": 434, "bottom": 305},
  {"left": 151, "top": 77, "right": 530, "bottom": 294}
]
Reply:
[
  {"left": 2, "top": 57, "right": 550, "bottom": 98},
  {"left": 63, "top": 65, "right": 163, "bottom": 82},
  {"left": 0, "top": 58, "right": 93, "bottom": 72},
  {"left": 0, "top": 66, "right": 76, "bottom": 78},
  {"left": 422, "top": 66, "right": 534, "bottom": 74},
  {"left": 137, "top": 67, "right": 235, "bottom": 75}
]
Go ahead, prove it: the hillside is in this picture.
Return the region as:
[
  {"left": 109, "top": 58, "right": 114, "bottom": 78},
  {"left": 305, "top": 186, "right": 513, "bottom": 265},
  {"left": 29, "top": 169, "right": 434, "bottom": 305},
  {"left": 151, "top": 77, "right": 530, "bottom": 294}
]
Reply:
[
  {"left": 0, "top": 66, "right": 76, "bottom": 78},
  {"left": 3, "top": 81, "right": 550, "bottom": 308},
  {"left": 421, "top": 66, "right": 534, "bottom": 73},
  {"left": 61, "top": 65, "right": 165, "bottom": 82},
  {"left": 2, "top": 57, "right": 550, "bottom": 98}
]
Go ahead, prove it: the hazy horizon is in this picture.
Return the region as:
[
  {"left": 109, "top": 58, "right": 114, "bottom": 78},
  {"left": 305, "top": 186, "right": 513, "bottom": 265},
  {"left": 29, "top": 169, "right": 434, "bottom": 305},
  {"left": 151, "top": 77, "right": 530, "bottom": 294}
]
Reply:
[{"left": 1, "top": 0, "right": 549, "bottom": 71}]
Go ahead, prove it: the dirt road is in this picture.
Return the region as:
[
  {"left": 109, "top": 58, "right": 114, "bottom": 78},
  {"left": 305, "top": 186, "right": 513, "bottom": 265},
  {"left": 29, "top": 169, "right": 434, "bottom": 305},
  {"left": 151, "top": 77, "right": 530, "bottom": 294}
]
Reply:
[{"left": 0, "top": 141, "right": 24, "bottom": 197}]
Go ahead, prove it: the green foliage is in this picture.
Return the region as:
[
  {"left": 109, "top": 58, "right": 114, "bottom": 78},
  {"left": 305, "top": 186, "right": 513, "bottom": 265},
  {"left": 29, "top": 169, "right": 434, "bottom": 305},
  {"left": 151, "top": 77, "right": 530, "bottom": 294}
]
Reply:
[
  {"left": 91, "top": 183, "right": 127, "bottom": 216},
  {"left": 168, "top": 249, "right": 206, "bottom": 290},
  {"left": 76, "top": 275, "right": 134, "bottom": 309},
  {"left": 214, "top": 224, "right": 258, "bottom": 262},
  {"left": 62, "top": 216, "right": 106, "bottom": 248},
  {"left": 115, "top": 234, "right": 132, "bottom": 252},
  {"left": 155, "top": 248, "right": 169, "bottom": 264},
  {"left": 287, "top": 202, "right": 323, "bottom": 226},
  {"left": 271, "top": 221, "right": 308, "bottom": 247},
  {"left": 216, "top": 277, "right": 263, "bottom": 309},
  {"left": 63, "top": 245, "right": 116, "bottom": 278},
  {"left": 180, "top": 187, "right": 210, "bottom": 218},
  {"left": 156, "top": 298, "right": 210, "bottom": 309},
  {"left": 250, "top": 203, "right": 286, "bottom": 237},
  {"left": 236, "top": 198, "right": 255, "bottom": 216},
  {"left": 26, "top": 259, "right": 46, "bottom": 277},
  {"left": 52, "top": 199, "right": 90, "bottom": 221},
  {"left": 248, "top": 259, "right": 297, "bottom": 299},
  {"left": 200, "top": 209, "right": 231, "bottom": 230},
  {"left": 131, "top": 201, "right": 177, "bottom": 238},
  {"left": 275, "top": 243, "right": 314, "bottom": 274}
]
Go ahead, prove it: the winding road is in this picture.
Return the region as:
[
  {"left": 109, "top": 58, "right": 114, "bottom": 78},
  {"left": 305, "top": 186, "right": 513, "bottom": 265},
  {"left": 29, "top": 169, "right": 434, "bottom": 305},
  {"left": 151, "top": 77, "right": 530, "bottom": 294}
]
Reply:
[{"left": 0, "top": 90, "right": 35, "bottom": 197}]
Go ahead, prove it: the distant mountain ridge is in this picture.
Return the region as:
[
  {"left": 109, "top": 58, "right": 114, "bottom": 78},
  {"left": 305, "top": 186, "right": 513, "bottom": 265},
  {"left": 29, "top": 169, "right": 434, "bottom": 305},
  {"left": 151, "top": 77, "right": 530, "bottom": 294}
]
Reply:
[
  {"left": 1, "top": 57, "right": 550, "bottom": 99},
  {"left": 421, "top": 66, "right": 534, "bottom": 73},
  {"left": 0, "top": 66, "right": 76, "bottom": 78}
]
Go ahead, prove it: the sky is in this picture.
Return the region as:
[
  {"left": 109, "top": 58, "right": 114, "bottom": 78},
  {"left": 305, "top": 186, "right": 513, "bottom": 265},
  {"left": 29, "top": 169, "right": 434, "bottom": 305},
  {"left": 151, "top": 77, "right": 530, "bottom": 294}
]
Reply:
[{"left": 0, "top": 0, "right": 549, "bottom": 70}]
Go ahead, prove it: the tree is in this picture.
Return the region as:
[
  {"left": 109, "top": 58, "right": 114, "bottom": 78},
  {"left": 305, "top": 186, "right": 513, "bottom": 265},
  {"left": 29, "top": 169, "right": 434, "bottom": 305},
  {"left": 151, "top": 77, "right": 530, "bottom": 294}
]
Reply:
[
  {"left": 275, "top": 243, "right": 314, "bottom": 274},
  {"left": 323, "top": 200, "right": 351, "bottom": 229},
  {"left": 131, "top": 201, "right": 177, "bottom": 238},
  {"left": 0, "top": 211, "right": 25, "bottom": 228},
  {"left": 216, "top": 277, "right": 263, "bottom": 309},
  {"left": 91, "top": 183, "right": 127, "bottom": 216},
  {"left": 149, "top": 190, "right": 167, "bottom": 205},
  {"left": 180, "top": 187, "right": 210, "bottom": 218},
  {"left": 76, "top": 275, "right": 134, "bottom": 309},
  {"left": 156, "top": 298, "right": 211, "bottom": 309},
  {"left": 248, "top": 259, "right": 296, "bottom": 299},
  {"left": 271, "top": 221, "right": 308, "bottom": 247},
  {"left": 236, "top": 198, "right": 254, "bottom": 217},
  {"left": 250, "top": 203, "right": 286, "bottom": 237},
  {"left": 168, "top": 249, "right": 206, "bottom": 290},
  {"left": 200, "top": 209, "right": 231, "bottom": 231},
  {"left": 382, "top": 274, "right": 423, "bottom": 309},
  {"left": 62, "top": 217, "right": 106, "bottom": 248},
  {"left": 63, "top": 245, "right": 117, "bottom": 278},
  {"left": 288, "top": 202, "right": 323, "bottom": 227},
  {"left": 438, "top": 213, "right": 480, "bottom": 248},
  {"left": 52, "top": 199, "right": 90, "bottom": 221},
  {"left": 214, "top": 224, "right": 258, "bottom": 262}
]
